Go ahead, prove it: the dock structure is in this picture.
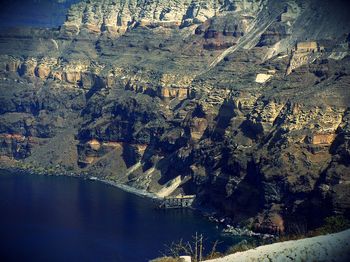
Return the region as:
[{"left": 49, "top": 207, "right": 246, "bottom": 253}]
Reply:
[{"left": 159, "top": 195, "right": 196, "bottom": 209}]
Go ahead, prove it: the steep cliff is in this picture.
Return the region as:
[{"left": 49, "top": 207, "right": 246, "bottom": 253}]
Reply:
[{"left": 0, "top": 0, "right": 350, "bottom": 234}]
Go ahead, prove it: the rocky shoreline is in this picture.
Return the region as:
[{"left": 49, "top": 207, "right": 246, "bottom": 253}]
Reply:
[{"left": 0, "top": 163, "right": 160, "bottom": 200}]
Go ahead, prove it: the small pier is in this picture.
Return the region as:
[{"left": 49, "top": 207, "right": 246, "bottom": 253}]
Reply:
[{"left": 158, "top": 195, "right": 196, "bottom": 209}]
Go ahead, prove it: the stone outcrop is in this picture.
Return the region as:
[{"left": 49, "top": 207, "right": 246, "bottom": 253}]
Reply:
[
  {"left": 19, "top": 58, "right": 37, "bottom": 77},
  {"left": 190, "top": 117, "right": 208, "bottom": 141},
  {"left": 286, "top": 41, "right": 324, "bottom": 75},
  {"left": 3, "top": 56, "right": 21, "bottom": 72},
  {"left": 309, "top": 133, "right": 336, "bottom": 145},
  {"left": 255, "top": 70, "right": 276, "bottom": 83},
  {"left": 0, "top": 133, "right": 32, "bottom": 159}
]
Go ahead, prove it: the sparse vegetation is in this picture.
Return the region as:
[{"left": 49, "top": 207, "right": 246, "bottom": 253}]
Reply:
[
  {"left": 156, "top": 216, "right": 350, "bottom": 261},
  {"left": 160, "top": 233, "right": 222, "bottom": 262},
  {"left": 310, "top": 216, "right": 350, "bottom": 236},
  {"left": 278, "top": 215, "right": 350, "bottom": 243}
]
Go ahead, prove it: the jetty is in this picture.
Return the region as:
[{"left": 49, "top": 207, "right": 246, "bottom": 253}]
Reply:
[{"left": 158, "top": 195, "right": 196, "bottom": 209}]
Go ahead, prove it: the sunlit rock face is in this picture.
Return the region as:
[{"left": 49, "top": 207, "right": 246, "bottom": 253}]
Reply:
[
  {"left": 0, "top": 0, "right": 350, "bottom": 234},
  {"left": 60, "top": 0, "right": 264, "bottom": 37}
]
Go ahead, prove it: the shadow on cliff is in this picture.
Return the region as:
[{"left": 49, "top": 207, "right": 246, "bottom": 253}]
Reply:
[
  {"left": 121, "top": 143, "right": 140, "bottom": 168},
  {"left": 203, "top": 98, "right": 236, "bottom": 141},
  {"left": 201, "top": 158, "right": 265, "bottom": 221},
  {"left": 85, "top": 76, "right": 106, "bottom": 100},
  {"left": 155, "top": 153, "right": 193, "bottom": 187},
  {"left": 239, "top": 120, "right": 264, "bottom": 140}
]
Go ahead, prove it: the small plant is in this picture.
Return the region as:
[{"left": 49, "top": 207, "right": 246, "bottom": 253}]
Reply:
[{"left": 160, "top": 233, "right": 221, "bottom": 262}]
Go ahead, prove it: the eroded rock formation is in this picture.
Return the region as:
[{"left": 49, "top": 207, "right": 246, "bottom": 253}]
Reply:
[{"left": 1, "top": 0, "right": 350, "bottom": 234}]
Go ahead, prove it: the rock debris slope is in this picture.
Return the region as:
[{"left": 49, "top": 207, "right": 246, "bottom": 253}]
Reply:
[{"left": 0, "top": 0, "right": 350, "bottom": 233}]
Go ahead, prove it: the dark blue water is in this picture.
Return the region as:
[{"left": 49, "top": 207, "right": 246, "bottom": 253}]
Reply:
[
  {"left": 0, "top": 172, "right": 240, "bottom": 261},
  {"left": 0, "top": 0, "right": 80, "bottom": 28}
]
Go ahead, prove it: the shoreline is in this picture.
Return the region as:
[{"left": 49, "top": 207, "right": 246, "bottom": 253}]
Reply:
[
  {"left": 0, "top": 164, "right": 275, "bottom": 240},
  {"left": 0, "top": 164, "right": 224, "bottom": 221},
  {"left": 0, "top": 165, "right": 162, "bottom": 201},
  {"left": 95, "top": 177, "right": 162, "bottom": 201}
]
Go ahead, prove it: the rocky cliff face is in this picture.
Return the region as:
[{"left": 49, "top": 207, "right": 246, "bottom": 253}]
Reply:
[
  {"left": 0, "top": 0, "right": 350, "bottom": 234},
  {"left": 60, "top": 0, "right": 264, "bottom": 37}
]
